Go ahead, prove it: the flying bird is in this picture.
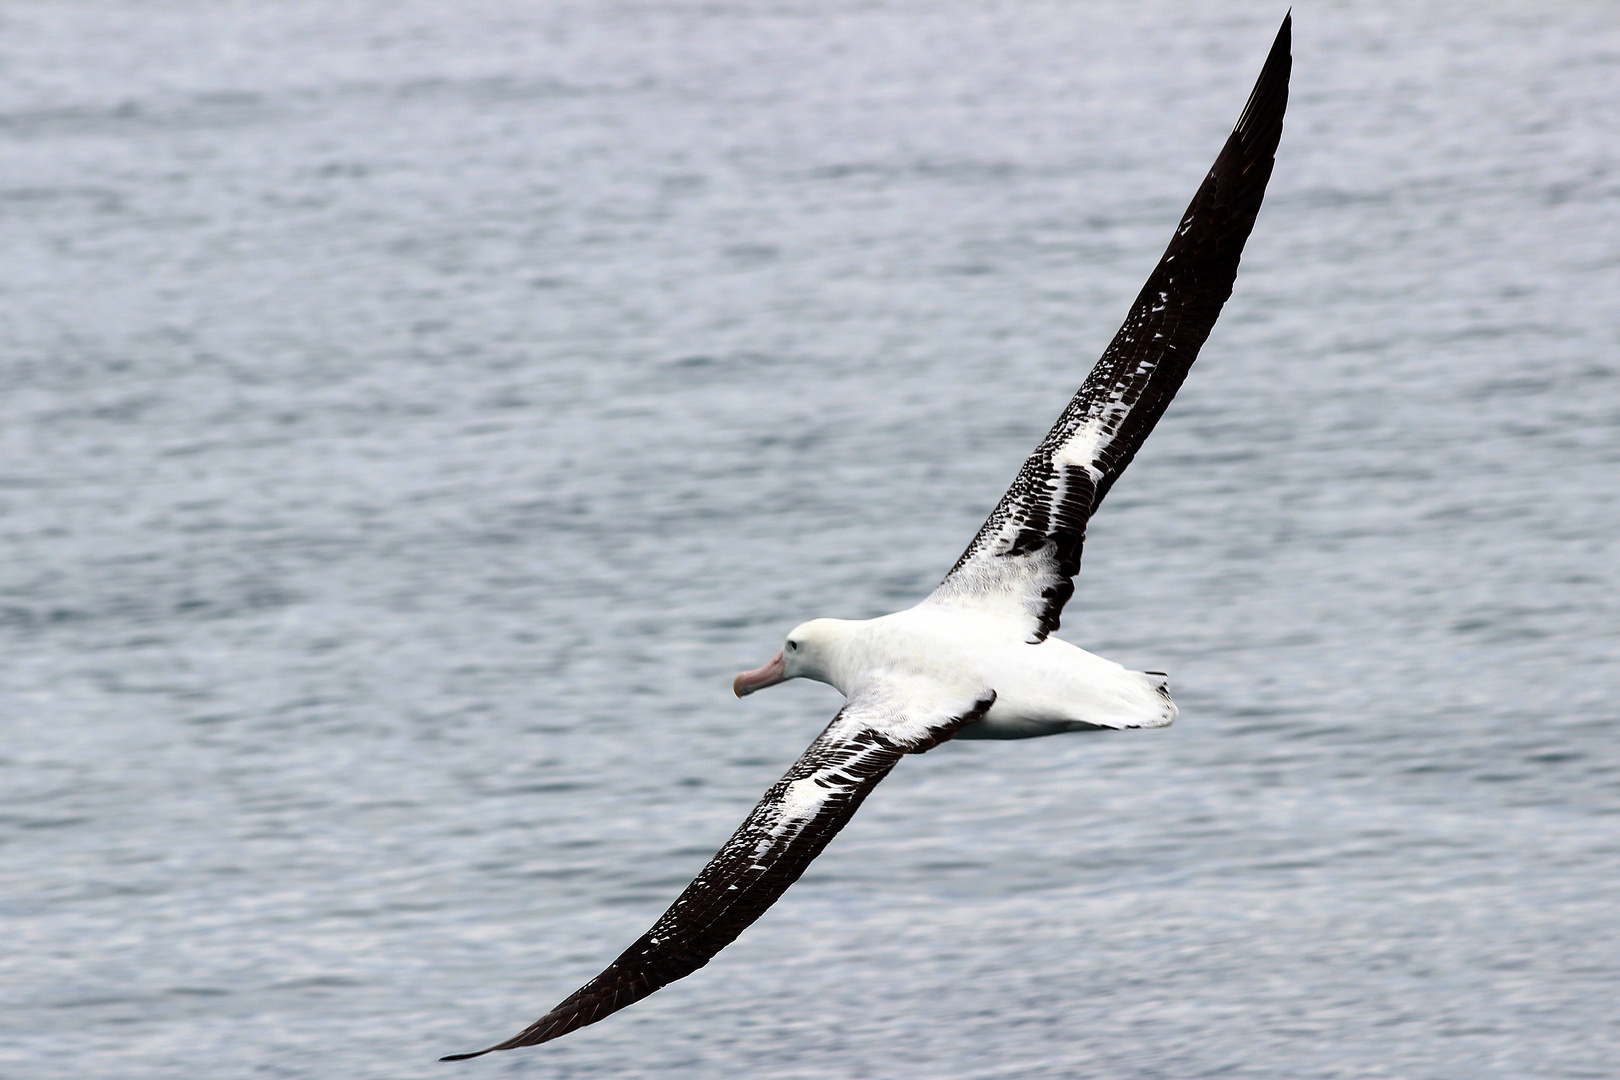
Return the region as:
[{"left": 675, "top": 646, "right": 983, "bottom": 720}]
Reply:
[{"left": 444, "top": 14, "right": 1290, "bottom": 1061}]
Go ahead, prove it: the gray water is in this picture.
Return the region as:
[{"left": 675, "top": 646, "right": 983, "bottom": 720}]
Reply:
[{"left": 3, "top": 2, "right": 1618, "bottom": 1077}]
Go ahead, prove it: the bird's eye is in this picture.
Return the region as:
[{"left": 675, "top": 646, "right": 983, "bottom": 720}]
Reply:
[{"left": 786, "top": 640, "right": 798, "bottom": 652}]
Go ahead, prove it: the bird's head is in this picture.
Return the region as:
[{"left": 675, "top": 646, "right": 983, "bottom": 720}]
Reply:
[{"left": 733, "top": 619, "right": 845, "bottom": 697}]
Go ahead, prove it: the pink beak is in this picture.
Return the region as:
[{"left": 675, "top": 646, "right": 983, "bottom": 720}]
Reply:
[{"left": 733, "top": 650, "right": 787, "bottom": 697}]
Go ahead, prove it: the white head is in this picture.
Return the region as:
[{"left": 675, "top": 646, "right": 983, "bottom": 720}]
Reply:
[{"left": 733, "top": 619, "right": 846, "bottom": 697}]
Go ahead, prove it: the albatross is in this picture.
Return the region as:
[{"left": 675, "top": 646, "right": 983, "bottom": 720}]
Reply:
[{"left": 444, "top": 14, "right": 1290, "bottom": 1061}]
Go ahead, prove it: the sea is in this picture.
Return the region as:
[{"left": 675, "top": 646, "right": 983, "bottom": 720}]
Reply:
[{"left": 2, "top": 2, "right": 1617, "bottom": 1077}]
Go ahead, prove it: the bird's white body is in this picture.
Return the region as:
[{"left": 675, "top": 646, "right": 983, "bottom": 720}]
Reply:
[{"left": 781, "top": 607, "right": 1176, "bottom": 740}]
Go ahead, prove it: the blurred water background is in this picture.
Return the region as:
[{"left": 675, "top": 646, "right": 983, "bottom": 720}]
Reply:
[{"left": 3, "top": 2, "right": 1618, "bottom": 1077}]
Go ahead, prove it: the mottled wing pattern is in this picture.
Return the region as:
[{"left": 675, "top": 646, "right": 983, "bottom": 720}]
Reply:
[
  {"left": 931, "top": 16, "right": 1291, "bottom": 643},
  {"left": 441, "top": 687, "right": 995, "bottom": 1061}
]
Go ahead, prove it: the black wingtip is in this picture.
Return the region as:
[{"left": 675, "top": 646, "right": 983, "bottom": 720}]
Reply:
[
  {"left": 1232, "top": 11, "right": 1292, "bottom": 141},
  {"left": 439, "top": 1048, "right": 493, "bottom": 1062}
]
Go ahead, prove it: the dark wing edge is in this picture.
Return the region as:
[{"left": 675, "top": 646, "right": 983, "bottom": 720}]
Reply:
[
  {"left": 931, "top": 14, "right": 1291, "bottom": 643},
  {"left": 440, "top": 691, "right": 995, "bottom": 1061}
]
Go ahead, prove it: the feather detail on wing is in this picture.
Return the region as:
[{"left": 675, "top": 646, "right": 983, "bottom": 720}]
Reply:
[
  {"left": 930, "top": 15, "right": 1291, "bottom": 643},
  {"left": 441, "top": 686, "right": 995, "bottom": 1061}
]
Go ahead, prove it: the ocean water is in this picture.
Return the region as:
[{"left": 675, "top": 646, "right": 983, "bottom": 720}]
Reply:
[{"left": 3, "top": 2, "right": 1617, "bottom": 1077}]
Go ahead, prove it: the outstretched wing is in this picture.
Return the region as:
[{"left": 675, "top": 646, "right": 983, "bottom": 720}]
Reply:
[
  {"left": 441, "top": 686, "right": 995, "bottom": 1061},
  {"left": 930, "top": 15, "right": 1291, "bottom": 643}
]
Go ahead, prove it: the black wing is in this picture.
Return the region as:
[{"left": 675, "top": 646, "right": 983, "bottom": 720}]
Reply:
[
  {"left": 442, "top": 688, "right": 995, "bottom": 1061},
  {"left": 929, "top": 15, "right": 1291, "bottom": 643}
]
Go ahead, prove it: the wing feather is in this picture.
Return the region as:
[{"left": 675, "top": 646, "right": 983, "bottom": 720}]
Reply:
[
  {"left": 441, "top": 689, "right": 995, "bottom": 1060},
  {"left": 931, "top": 15, "right": 1291, "bottom": 642}
]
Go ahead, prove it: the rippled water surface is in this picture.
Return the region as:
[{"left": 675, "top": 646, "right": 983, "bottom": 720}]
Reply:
[{"left": 4, "top": 2, "right": 1618, "bottom": 1077}]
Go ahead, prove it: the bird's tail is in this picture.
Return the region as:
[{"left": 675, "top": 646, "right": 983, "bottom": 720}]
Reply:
[{"left": 1134, "top": 671, "right": 1177, "bottom": 729}]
